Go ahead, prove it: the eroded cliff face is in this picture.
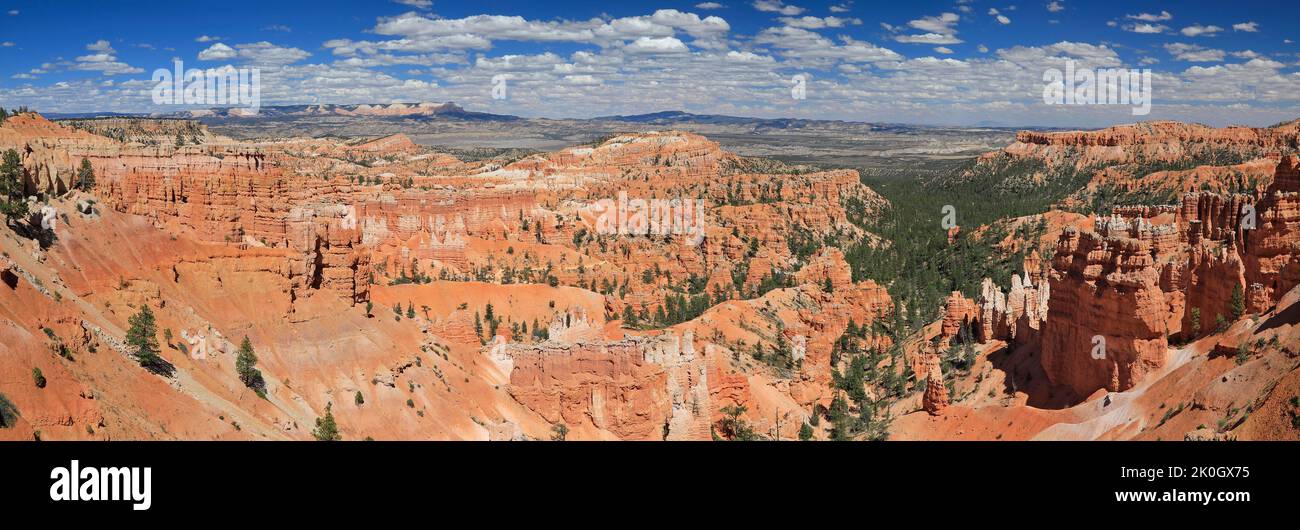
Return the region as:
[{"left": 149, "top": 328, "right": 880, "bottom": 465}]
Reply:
[
  {"left": 0, "top": 113, "right": 119, "bottom": 194},
  {"left": 1032, "top": 156, "right": 1300, "bottom": 398},
  {"left": 94, "top": 148, "right": 373, "bottom": 305},
  {"left": 1244, "top": 156, "right": 1300, "bottom": 308},
  {"left": 501, "top": 332, "right": 705, "bottom": 440},
  {"left": 59, "top": 118, "right": 214, "bottom": 146},
  {"left": 950, "top": 119, "right": 1293, "bottom": 400},
  {"left": 1009, "top": 121, "right": 1299, "bottom": 165},
  {"left": 890, "top": 144, "right": 1300, "bottom": 440},
  {"left": 976, "top": 120, "right": 1298, "bottom": 214},
  {"left": 1040, "top": 229, "right": 1170, "bottom": 396},
  {"left": 937, "top": 273, "right": 1049, "bottom": 349}
]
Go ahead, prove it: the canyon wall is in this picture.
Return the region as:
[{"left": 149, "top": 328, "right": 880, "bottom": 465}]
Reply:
[{"left": 1037, "top": 155, "right": 1300, "bottom": 397}]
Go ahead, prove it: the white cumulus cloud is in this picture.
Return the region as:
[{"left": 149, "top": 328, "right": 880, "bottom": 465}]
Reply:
[{"left": 1180, "top": 24, "right": 1223, "bottom": 37}]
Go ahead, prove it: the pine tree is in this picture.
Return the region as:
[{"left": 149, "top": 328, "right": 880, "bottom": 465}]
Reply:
[
  {"left": 312, "top": 403, "right": 341, "bottom": 441},
  {"left": 126, "top": 305, "right": 164, "bottom": 372},
  {"left": 828, "top": 394, "right": 852, "bottom": 441},
  {"left": 77, "top": 158, "right": 96, "bottom": 191},
  {"left": 236, "top": 336, "right": 263, "bottom": 391},
  {"left": 406, "top": 302, "right": 415, "bottom": 319},
  {"left": 798, "top": 422, "right": 814, "bottom": 441},
  {"left": 775, "top": 332, "right": 792, "bottom": 369},
  {"left": 0, "top": 149, "right": 28, "bottom": 224},
  {"left": 1230, "top": 283, "right": 1245, "bottom": 321},
  {"left": 354, "top": 391, "right": 364, "bottom": 406}
]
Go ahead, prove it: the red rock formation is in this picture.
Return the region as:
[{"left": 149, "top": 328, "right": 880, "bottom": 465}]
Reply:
[
  {"left": 1013, "top": 121, "right": 1298, "bottom": 153},
  {"left": 507, "top": 343, "right": 671, "bottom": 440},
  {"left": 501, "top": 332, "right": 711, "bottom": 440},
  {"left": 1, "top": 115, "right": 903, "bottom": 441},
  {"left": 0, "top": 113, "right": 120, "bottom": 194},
  {"left": 938, "top": 274, "right": 1049, "bottom": 348},
  {"left": 1243, "top": 156, "right": 1300, "bottom": 311},
  {"left": 794, "top": 247, "right": 855, "bottom": 292},
  {"left": 1033, "top": 156, "right": 1300, "bottom": 398},
  {"left": 1182, "top": 243, "right": 1246, "bottom": 337},
  {"left": 922, "top": 355, "right": 949, "bottom": 415},
  {"left": 1040, "top": 228, "right": 1170, "bottom": 396},
  {"left": 939, "top": 291, "right": 978, "bottom": 346}
]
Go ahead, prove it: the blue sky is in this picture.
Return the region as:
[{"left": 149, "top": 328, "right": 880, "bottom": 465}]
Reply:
[{"left": 0, "top": 0, "right": 1297, "bottom": 126}]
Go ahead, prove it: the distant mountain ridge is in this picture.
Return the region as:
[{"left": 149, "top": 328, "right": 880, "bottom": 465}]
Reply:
[
  {"left": 183, "top": 102, "right": 519, "bottom": 121},
  {"left": 46, "top": 105, "right": 1043, "bottom": 130},
  {"left": 48, "top": 102, "right": 515, "bottom": 121}
]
